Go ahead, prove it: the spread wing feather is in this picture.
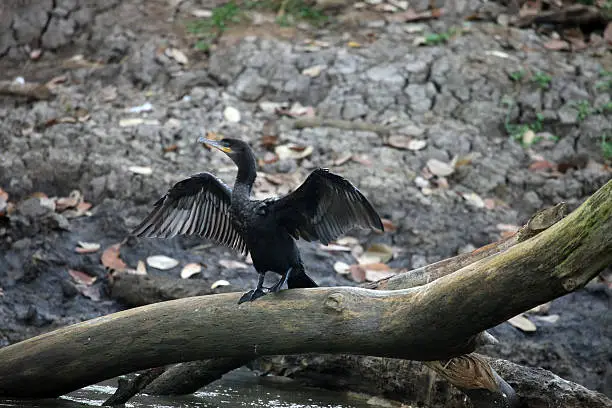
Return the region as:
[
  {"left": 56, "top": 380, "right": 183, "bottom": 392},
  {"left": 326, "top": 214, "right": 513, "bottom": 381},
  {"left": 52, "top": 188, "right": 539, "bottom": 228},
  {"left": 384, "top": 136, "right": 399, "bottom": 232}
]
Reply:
[
  {"left": 270, "top": 168, "right": 384, "bottom": 245},
  {"left": 132, "top": 172, "right": 247, "bottom": 255}
]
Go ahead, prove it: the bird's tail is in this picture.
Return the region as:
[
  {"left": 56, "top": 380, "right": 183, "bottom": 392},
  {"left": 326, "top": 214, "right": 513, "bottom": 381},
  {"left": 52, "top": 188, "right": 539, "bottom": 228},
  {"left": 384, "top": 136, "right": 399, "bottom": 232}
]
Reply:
[{"left": 287, "top": 265, "right": 318, "bottom": 289}]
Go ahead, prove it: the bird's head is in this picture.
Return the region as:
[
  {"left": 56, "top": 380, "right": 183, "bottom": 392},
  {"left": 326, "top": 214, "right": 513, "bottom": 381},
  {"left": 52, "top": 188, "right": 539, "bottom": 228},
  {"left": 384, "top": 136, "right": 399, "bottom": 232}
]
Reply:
[{"left": 198, "top": 136, "right": 255, "bottom": 169}]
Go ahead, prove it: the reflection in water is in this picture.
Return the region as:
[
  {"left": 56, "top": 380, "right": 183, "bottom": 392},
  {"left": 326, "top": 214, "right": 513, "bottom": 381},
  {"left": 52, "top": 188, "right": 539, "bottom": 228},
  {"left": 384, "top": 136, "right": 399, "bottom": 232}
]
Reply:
[{"left": 1, "top": 368, "right": 379, "bottom": 408}]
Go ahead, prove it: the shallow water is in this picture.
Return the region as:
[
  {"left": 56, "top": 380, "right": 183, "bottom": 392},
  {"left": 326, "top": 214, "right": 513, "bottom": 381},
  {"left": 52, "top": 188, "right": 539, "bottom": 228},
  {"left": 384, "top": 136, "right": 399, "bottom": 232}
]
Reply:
[{"left": 0, "top": 368, "right": 377, "bottom": 408}]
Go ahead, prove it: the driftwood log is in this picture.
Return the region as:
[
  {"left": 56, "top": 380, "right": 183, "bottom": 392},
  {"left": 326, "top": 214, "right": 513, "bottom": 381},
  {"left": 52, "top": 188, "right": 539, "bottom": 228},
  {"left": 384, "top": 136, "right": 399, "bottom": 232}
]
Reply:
[{"left": 0, "top": 179, "right": 610, "bottom": 401}]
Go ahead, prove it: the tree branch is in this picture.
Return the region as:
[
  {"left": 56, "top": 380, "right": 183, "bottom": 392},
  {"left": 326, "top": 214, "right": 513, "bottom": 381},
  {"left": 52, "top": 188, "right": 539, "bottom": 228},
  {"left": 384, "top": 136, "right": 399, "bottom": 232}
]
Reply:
[{"left": 0, "top": 180, "right": 609, "bottom": 399}]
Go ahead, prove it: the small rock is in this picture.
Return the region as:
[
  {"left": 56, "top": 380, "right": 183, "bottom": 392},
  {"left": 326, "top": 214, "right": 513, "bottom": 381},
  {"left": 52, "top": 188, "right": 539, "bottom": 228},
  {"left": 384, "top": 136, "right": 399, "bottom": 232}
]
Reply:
[
  {"left": 411, "top": 254, "right": 428, "bottom": 269},
  {"left": 302, "top": 64, "right": 326, "bottom": 77},
  {"left": 558, "top": 104, "right": 578, "bottom": 125}
]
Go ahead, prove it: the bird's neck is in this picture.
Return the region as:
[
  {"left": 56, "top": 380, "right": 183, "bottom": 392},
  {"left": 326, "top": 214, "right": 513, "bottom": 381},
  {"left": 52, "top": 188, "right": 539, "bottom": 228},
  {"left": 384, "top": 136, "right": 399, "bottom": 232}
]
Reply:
[{"left": 232, "top": 151, "right": 257, "bottom": 201}]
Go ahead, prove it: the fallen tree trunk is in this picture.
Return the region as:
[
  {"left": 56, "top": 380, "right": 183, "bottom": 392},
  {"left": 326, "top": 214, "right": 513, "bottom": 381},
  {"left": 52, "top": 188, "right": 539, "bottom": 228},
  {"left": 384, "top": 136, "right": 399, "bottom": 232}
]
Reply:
[{"left": 0, "top": 179, "right": 610, "bottom": 399}]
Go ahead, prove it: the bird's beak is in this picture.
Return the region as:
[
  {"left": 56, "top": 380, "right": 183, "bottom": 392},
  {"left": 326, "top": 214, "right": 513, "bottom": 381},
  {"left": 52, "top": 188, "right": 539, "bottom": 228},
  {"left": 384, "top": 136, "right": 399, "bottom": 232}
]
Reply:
[{"left": 198, "top": 137, "right": 232, "bottom": 153}]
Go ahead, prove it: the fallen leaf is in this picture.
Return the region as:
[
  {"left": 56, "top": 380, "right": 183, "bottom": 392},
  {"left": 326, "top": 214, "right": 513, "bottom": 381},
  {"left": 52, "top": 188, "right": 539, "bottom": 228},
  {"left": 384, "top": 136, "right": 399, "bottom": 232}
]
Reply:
[
  {"left": 275, "top": 144, "right": 313, "bottom": 160},
  {"left": 277, "top": 102, "right": 316, "bottom": 118},
  {"left": 507, "top": 314, "right": 537, "bottom": 332},
  {"left": 381, "top": 218, "right": 397, "bottom": 232},
  {"left": 497, "top": 223, "right": 520, "bottom": 233},
  {"left": 533, "top": 314, "right": 560, "bottom": 324},
  {"left": 484, "top": 198, "right": 496, "bottom": 210},
  {"left": 55, "top": 190, "right": 83, "bottom": 211},
  {"left": 349, "top": 264, "right": 366, "bottom": 282},
  {"left": 30, "top": 49, "right": 42, "bottom": 60},
  {"left": 364, "top": 263, "right": 396, "bottom": 282},
  {"left": 127, "top": 102, "right": 153, "bottom": 113},
  {"left": 335, "top": 236, "right": 360, "bottom": 246},
  {"left": 147, "top": 255, "right": 180, "bottom": 270},
  {"left": 529, "top": 160, "right": 555, "bottom": 171},
  {"left": 461, "top": 192, "right": 485, "bottom": 209},
  {"left": 302, "top": 64, "right": 326, "bottom": 77},
  {"left": 64, "top": 201, "right": 93, "bottom": 219},
  {"left": 128, "top": 166, "right": 153, "bottom": 175},
  {"left": 136, "top": 260, "right": 147, "bottom": 275},
  {"left": 119, "top": 118, "right": 160, "bottom": 127},
  {"left": 333, "top": 152, "right": 353, "bottom": 166},
  {"left": 259, "top": 101, "right": 288, "bottom": 113},
  {"left": 260, "top": 134, "right": 279, "bottom": 149},
  {"left": 181, "top": 263, "right": 202, "bottom": 279},
  {"left": 358, "top": 243, "right": 394, "bottom": 265},
  {"left": 427, "top": 159, "right": 454, "bottom": 177},
  {"left": 219, "top": 259, "right": 248, "bottom": 269},
  {"left": 351, "top": 154, "right": 372, "bottom": 166},
  {"left": 211, "top": 279, "right": 230, "bottom": 289},
  {"left": 75, "top": 284, "right": 101, "bottom": 301},
  {"left": 522, "top": 129, "right": 536, "bottom": 145},
  {"left": 334, "top": 261, "right": 351, "bottom": 275},
  {"left": 68, "top": 269, "right": 97, "bottom": 286},
  {"left": 386, "top": 135, "right": 413, "bottom": 150},
  {"left": 408, "top": 139, "right": 427, "bottom": 151},
  {"left": 101, "top": 243, "right": 127, "bottom": 271},
  {"left": 347, "top": 41, "right": 362, "bottom": 48},
  {"left": 191, "top": 9, "right": 213, "bottom": 18},
  {"left": 165, "top": 48, "right": 189, "bottom": 65},
  {"left": 164, "top": 144, "right": 179, "bottom": 153},
  {"left": 320, "top": 243, "right": 352, "bottom": 252},
  {"left": 75, "top": 241, "right": 101, "bottom": 254},
  {"left": 543, "top": 39, "right": 570, "bottom": 51},
  {"left": 223, "top": 106, "right": 241, "bottom": 123}
]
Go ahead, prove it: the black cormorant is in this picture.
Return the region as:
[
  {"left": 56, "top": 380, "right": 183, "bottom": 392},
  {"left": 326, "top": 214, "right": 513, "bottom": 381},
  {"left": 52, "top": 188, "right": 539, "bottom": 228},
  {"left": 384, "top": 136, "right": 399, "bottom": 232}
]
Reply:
[{"left": 132, "top": 137, "right": 384, "bottom": 304}]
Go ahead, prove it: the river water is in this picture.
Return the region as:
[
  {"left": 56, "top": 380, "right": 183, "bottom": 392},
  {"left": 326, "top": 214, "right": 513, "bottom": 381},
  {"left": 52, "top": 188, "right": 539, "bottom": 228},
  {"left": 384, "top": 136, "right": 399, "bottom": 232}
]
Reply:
[{"left": 0, "top": 368, "right": 381, "bottom": 408}]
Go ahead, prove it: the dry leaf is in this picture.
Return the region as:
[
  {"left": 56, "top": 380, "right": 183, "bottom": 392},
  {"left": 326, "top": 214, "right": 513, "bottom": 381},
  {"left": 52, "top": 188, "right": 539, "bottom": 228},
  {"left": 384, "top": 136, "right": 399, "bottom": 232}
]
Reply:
[
  {"left": 320, "top": 243, "right": 352, "bottom": 252},
  {"left": 219, "top": 259, "right": 248, "bottom": 269},
  {"left": 136, "top": 260, "right": 147, "bottom": 275},
  {"left": 68, "top": 269, "right": 97, "bottom": 286},
  {"left": 211, "top": 279, "right": 230, "bottom": 289},
  {"left": 349, "top": 264, "right": 366, "bottom": 282},
  {"left": 543, "top": 39, "right": 570, "bottom": 51},
  {"left": 507, "top": 314, "right": 537, "bottom": 332},
  {"left": 351, "top": 154, "right": 372, "bottom": 166},
  {"left": 275, "top": 144, "right": 313, "bottom": 160},
  {"left": 164, "top": 144, "right": 179, "bottom": 153},
  {"left": 534, "top": 314, "right": 560, "bottom": 324},
  {"left": 364, "top": 263, "right": 396, "bottom": 281},
  {"left": 147, "top": 255, "right": 179, "bottom": 270},
  {"left": 119, "top": 118, "right": 160, "bottom": 127},
  {"left": 358, "top": 243, "right": 394, "bottom": 265},
  {"left": 101, "top": 243, "right": 127, "bottom": 271},
  {"left": 75, "top": 241, "right": 101, "bottom": 254},
  {"left": 386, "top": 135, "right": 413, "bottom": 150},
  {"left": 427, "top": 159, "right": 454, "bottom": 177},
  {"left": 522, "top": 129, "right": 536, "bottom": 146},
  {"left": 277, "top": 102, "right": 316, "bottom": 118},
  {"left": 302, "top": 64, "right": 326, "bottom": 77},
  {"left": 334, "top": 261, "right": 351, "bottom": 275},
  {"left": 347, "top": 41, "right": 362, "bottom": 48},
  {"left": 260, "top": 134, "right": 279, "bottom": 149},
  {"left": 333, "top": 152, "right": 353, "bottom": 166},
  {"left": 128, "top": 166, "right": 153, "bottom": 175},
  {"left": 483, "top": 198, "right": 496, "bottom": 210},
  {"left": 55, "top": 190, "right": 82, "bottom": 211},
  {"left": 75, "top": 284, "right": 101, "bottom": 301},
  {"left": 461, "top": 192, "right": 485, "bottom": 209},
  {"left": 335, "top": 236, "right": 360, "bottom": 246},
  {"left": 529, "top": 160, "right": 555, "bottom": 171},
  {"left": 181, "top": 263, "right": 202, "bottom": 279},
  {"left": 223, "top": 106, "right": 241, "bottom": 123},
  {"left": 165, "top": 48, "right": 189, "bottom": 65},
  {"left": 381, "top": 218, "right": 397, "bottom": 232}
]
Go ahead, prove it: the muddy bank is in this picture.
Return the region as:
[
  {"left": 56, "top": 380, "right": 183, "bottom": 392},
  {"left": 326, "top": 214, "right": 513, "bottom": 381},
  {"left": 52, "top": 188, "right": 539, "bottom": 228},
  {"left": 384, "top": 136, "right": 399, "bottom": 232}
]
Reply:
[{"left": 1, "top": 0, "right": 611, "bottom": 401}]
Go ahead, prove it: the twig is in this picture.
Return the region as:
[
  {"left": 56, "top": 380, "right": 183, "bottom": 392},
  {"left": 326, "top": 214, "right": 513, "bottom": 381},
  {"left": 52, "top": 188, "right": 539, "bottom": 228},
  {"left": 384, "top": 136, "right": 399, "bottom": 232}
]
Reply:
[
  {"left": 0, "top": 80, "right": 53, "bottom": 100},
  {"left": 292, "top": 117, "right": 393, "bottom": 136}
]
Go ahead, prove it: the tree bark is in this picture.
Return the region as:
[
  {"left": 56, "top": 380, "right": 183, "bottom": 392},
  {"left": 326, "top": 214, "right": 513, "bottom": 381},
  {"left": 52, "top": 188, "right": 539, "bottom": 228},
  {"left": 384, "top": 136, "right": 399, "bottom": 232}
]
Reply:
[{"left": 0, "top": 179, "right": 609, "bottom": 399}]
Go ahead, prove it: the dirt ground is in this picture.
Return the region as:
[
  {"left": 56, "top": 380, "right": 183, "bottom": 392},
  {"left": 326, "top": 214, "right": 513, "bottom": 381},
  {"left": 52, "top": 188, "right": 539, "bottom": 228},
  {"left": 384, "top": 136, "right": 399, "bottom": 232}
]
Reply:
[{"left": 0, "top": 0, "right": 611, "bottom": 402}]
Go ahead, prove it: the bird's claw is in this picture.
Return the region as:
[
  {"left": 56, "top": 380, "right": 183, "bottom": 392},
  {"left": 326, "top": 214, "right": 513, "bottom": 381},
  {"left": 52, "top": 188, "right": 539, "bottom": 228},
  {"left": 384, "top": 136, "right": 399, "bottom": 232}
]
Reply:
[{"left": 237, "top": 287, "right": 266, "bottom": 304}]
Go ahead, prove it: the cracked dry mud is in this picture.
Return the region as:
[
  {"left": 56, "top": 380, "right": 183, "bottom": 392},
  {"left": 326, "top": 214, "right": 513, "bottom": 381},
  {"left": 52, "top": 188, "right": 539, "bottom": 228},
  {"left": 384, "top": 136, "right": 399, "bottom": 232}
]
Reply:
[{"left": 0, "top": 0, "right": 611, "bottom": 400}]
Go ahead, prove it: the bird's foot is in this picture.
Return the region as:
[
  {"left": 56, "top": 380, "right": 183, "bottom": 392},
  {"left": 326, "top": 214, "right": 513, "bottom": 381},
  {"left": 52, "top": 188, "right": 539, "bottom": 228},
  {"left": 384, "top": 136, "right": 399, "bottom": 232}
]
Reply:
[
  {"left": 268, "top": 267, "right": 293, "bottom": 293},
  {"left": 237, "top": 287, "right": 267, "bottom": 304}
]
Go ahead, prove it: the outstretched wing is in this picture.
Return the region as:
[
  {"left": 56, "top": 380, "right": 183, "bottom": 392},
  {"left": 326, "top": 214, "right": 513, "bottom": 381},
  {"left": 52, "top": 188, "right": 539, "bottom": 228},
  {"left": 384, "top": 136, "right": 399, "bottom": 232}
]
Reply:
[
  {"left": 269, "top": 168, "right": 384, "bottom": 245},
  {"left": 132, "top": 172, "right": 247, "bottom": 255}
]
